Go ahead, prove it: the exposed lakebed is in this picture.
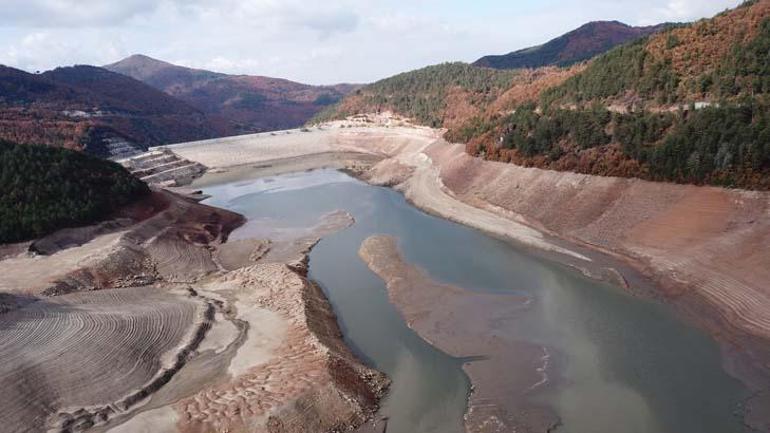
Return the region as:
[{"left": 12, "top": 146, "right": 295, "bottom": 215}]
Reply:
[{"left": 200, "top": 168, "right": 751, "bottom": 433}]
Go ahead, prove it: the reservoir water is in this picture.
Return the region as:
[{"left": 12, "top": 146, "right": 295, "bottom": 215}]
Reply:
[{"left": 200, "top": 169, "right": 750, "bottom": 433}]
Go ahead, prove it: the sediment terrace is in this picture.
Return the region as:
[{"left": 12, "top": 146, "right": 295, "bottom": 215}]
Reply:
[
  {"left": 422, "top": 142, "right": 770, "bottom": 365},
  {"left": 4, "top": 119, "right": 767, "bottom": 433},
  {"left": 167, "top": 120, "right": 770, "bottom": 407},
  {"left": 0, "top": 287, "right": 203, "bottom": 432}
]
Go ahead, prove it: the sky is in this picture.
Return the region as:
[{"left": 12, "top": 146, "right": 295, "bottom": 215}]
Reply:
[{"left": 0, "top": 0, "right": 743, "bottom": 85}]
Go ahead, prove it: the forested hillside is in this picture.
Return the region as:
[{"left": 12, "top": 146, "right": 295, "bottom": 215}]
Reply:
[
  {"left": 0, "top": 141, "right": 149, "bottom": 243},
  {"left": 313, "top": 63, "right": 521, "bottom": 129},
  {"left": 321, "top": 0, "right": 770, "bottom": 190},
  {"left": 0, "top": 65, "right": 222, "bottom": 156},
  {"left": 543, "top": 0, "right": 770, "bottom": 106},
  {"left": 469, "top": 0, "right": 770, "bottom": 189}
]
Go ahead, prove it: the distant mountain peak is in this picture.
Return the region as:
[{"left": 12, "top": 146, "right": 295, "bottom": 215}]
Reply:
[
  {"left": 474, "top": 21, "right": 671, "bottom": 70},
  {"left": 105, "top": 54, "right": 218, "bottom": 83},
  {"left": 109, "top": 54, "right": 173, "bottom": 67}
]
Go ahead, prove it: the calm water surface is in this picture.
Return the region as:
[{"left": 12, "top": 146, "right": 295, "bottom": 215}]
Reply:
[{"left": 200, "top": 169, "right": 750, "bottom": 433}]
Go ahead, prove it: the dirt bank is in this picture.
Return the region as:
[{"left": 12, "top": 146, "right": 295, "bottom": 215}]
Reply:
[
  {"left": 421, "top": 142, "right": 770, "bottom": 379},
  {"left": 168, "top": 262, "right": 388, "bottom": 433},
  {"left": 0, "top": 188, "right": 387, "bottom": 433}
]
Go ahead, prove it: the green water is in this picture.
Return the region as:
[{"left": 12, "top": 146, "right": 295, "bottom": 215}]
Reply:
[{"left": 201, "top": 169, "right": 750, "bottom": 433}]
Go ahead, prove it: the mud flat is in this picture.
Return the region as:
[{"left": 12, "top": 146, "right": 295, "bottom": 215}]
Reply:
[{"left": 0, "top": 188, "right": 386, "bottom": 432}]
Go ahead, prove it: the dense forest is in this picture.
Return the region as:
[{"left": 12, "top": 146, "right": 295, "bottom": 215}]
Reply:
[
  {"left": 539, "top": 38, "right": 682, "bottom": 105},
  {"left": 0, "top": 141, "right": 150, "bottom": 243},
  {"left": 469, "top": 103, "right": 770, "bottom": 189}
]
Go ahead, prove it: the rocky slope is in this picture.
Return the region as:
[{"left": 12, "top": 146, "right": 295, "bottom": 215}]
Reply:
[
  {"left": 106, "top": 55, "right": 361, "bottom": 134},
  {"left": 474, "top": 21, "right": 670, "bottom": 69}
]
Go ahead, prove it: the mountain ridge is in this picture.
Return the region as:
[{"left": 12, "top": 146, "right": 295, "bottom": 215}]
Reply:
[
  {"left": 474, "top": 21, "right": 672, "bottom": 70},
  {"left": 106, "top": 54, "right": 362, "bottom": 133},
  {"left": 0, "top": 64, "right": 223, "bottom": 156}
]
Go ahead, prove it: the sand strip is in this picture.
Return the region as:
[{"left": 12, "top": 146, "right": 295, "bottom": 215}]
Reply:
[{"left": 359, "top": 235, "right": 561, "bottom": 433}]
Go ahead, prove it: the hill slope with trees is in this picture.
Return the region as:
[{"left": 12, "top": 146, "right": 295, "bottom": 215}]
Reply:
[
  {"left": 0, "top": 65, "right": 222, "bottom": 156},
  {"left": 0, "top": 140, "right": 150, "bottom": 243},
  {"left": 320, "top": 1, "right": 770, "bottom": 190},
  {"left": 312, "top": 62, "right": 530, "bottom": 130}
]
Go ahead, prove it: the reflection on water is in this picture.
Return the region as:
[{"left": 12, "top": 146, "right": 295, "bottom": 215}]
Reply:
[{"left": 201, "top": 169, "right": 750, "bottom": 433}]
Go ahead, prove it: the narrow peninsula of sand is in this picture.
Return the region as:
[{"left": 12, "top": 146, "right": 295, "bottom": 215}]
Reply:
[{"left": 359, "top": 235, "right": 561, "bottom": 432}]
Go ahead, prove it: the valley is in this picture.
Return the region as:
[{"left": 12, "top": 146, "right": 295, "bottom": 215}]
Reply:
[
  {"left": 1, "top": 113, "right": 769, "bottom": 432},
  {"left": 2, "top": 1, "right": 770, "bottom": 432}
]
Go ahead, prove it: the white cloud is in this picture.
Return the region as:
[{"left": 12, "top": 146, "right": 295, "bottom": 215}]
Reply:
[
  {"left": 0, "top": 0, "right": 746, "bottom": 84},
  {"left": 0, "top": 0, "right": 161, "bottom": 27},
  {"left": 653, "top": 0, "right": 734, "bottom": 22},
  {"left": 3, "top": 30, "right": 125, "bottom": 72}
]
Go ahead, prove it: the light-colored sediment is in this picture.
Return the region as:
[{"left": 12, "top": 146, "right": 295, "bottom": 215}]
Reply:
[
  {"left": 0, "top": 188, "right": 387, "bottom": 433},
  {"left": 119, "top": 149, "right": 206, "bottom": 187},
  {"left": 0, "top": 190, "right": 243, "bottom": 297},
  {"left": 359, "top": 235, "right": 559, "bottom": 433},
  {"left": 171, "top": 262, "right": 387, "bottom": 433},
  {"left": 231, "top": 210, "right": 356, "bottom": 268},
  {"left": 421, "top": 141, "right": 770, "bottom": 356},
  {"left": 6, "top": 115, "right": 767, "bottom": 433}
]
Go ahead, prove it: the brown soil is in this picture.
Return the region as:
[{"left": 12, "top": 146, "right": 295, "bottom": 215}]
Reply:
[
  {"left": 426, "top": 142, "right": 770, "bottom": 344},
  {"left": 0, "top": 287, "right": 206, "bottom": 433},
  {"left": 0, "top": 190, "right": 244, "bottom": 297},
  {"left": 172, "top": 123, "right": 770, "bottom": 354}
]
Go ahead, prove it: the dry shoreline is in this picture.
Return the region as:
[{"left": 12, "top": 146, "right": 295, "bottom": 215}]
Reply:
[
  {"left": 0, "top": 189, "right": 388, "bottom": 433},
  {"left": 169, "top": 118, "right": 770, "bottom": 430}
]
